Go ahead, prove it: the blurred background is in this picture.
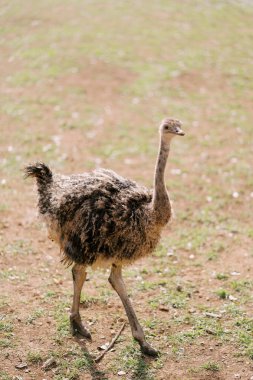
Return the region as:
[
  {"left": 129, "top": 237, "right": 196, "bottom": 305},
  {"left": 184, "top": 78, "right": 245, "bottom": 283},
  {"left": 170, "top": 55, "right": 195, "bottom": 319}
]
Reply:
[{"left": 1, "top": 1, "right": 253, "bottom": 379}]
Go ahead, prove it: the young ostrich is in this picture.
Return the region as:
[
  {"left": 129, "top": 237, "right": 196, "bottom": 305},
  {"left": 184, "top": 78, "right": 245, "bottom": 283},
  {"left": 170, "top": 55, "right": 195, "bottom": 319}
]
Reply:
[{"left": 25, "top": 118, "right": 184, "bottom": 357}]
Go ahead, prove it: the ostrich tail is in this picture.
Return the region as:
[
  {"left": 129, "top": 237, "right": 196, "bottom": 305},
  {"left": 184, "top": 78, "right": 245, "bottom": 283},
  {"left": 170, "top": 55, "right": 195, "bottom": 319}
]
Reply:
[
  {"left": 24, "top": 162, "right": 53, "bottom": 185},
  {"left": 24, "top": 162, "right": 53, "bottom": 215}
]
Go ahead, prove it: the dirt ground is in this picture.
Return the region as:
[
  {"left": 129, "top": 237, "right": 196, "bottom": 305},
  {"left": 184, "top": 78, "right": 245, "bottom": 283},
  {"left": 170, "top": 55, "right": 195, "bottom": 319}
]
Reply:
[{"left": 1, "top": 1, "right": 253, "bottom": 380}]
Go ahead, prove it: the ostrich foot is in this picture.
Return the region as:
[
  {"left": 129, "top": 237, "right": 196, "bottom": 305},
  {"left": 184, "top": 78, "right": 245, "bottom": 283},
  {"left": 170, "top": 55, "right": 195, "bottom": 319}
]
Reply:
[
  {"left": 70, "top": 314, "right": 91, "bottom": 340},
  {"left": 140, "top": 342, "right": 159, "bottom": 357}
]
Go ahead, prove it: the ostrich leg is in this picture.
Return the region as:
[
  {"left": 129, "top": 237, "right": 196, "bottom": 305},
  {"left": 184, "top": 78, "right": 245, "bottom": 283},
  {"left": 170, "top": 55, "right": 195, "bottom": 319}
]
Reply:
[
  {"left": 109, "top": 264, "right": 158, "bottom": 357},
  {"left": 70, "top": 264, "right": 91, "bottom": 339}
]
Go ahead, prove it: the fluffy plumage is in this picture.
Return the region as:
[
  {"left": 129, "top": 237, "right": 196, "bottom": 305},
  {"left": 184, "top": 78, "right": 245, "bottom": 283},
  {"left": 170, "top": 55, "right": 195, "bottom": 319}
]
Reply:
[{"left": 25, "top": 163, "right": 163, "bottom": 268}]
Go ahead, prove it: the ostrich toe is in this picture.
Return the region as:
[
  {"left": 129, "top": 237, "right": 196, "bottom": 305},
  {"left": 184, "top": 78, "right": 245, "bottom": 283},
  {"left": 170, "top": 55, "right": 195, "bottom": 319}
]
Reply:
[
  {"left": 70, "top": 315, "right": 91, "bottom": 340},
  {"left": 140, "top": 342, "right": 159, "bottom": 357}
]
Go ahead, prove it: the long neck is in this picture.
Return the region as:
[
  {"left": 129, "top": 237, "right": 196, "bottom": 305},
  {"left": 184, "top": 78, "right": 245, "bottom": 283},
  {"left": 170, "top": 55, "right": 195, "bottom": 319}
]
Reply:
[{"left": 152, "top": 136, "right": 172, "bottom": 224}]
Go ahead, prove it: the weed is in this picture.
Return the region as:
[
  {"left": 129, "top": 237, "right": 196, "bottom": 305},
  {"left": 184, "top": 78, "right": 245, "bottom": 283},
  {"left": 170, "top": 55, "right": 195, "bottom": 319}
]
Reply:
[
  {"left": 0, "top": 371, "right": 12, "bottom": 380},
  {"left": 216, "top": 289, "right": 228, "bottom": 299},
  {"left": 117, "top": 343, "right": 156, "bottom": 380},
  {"left": 216, "top": 273, "right": 229, "bottom": 280},
  {"left": 27, "top": 350, "right": 43, "bottom": 364},
  {"left": 26, "top": 309, "right": 44, "bottom": 324},
  {"left": 0, "top": 321, "right": 13, "bottom": 332},
  {"left": 231, "top": 280, "right": 252, "bottom": 292},
  {"left": 202, "top": 361, "right": 220, "bottom": 371},
  {"left": 0, "top": 338, "right": 13, "bottom": 348}
]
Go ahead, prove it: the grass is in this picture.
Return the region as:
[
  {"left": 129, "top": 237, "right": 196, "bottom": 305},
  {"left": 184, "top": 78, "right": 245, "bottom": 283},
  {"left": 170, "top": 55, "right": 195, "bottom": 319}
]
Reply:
[
  {"left": 0, "top": 371, "right": 12, "bottom": 380},
  {"left": 44, "top": 348, "right": 108, "bottom": 380},
  {"left": 202, "top": 361, "right": 220, "bottom": 372},
  {"left": 216, "top": 273, "right": 229, "bottom": 280},
  {"left": 115, "top": 343, "right": 157, "bottom": 380},
  {"left": 27, "top": 350, "right": 43, "bottom": 364},
  {"left": 216, "top": 289, "right": 228, "bottom": 300},
  {"left": 26, "top": 308, "right": 44, "bottom": 324},
  {"left": 0, "top": 322, "right": 13, "bottom": 333}
]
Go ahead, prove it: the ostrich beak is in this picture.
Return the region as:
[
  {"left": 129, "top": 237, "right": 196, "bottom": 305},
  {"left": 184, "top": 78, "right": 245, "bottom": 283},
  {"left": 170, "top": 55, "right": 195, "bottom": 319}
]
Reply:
[{"left": 176, "top": 128, "right": 185, "bottom": 136}]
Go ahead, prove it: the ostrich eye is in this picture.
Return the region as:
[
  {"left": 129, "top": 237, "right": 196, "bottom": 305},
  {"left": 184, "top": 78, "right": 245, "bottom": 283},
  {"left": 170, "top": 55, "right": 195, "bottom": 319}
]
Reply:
[{"left": 164, "top": 125, "right": 169, "bottom": 130}]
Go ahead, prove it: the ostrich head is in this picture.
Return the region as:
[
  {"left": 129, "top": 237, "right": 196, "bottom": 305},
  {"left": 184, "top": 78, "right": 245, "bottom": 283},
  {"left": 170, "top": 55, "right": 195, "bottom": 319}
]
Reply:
[{"left": 160, "top": 118, "right": 185, "bottom": 139}]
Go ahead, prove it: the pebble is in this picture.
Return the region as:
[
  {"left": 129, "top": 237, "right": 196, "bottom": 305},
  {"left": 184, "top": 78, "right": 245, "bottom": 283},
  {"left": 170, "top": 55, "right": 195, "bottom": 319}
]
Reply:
[
  {"left": 118, "top": 370, "right": 126, "bottom": 376},
  {"left": 98, "top": 343, "right": 109, "bottom": 351},
  {"left": 205, "top": 312, "right": 222, "bottom": 319},
  {"left": 229, "top": 295, "right": 238, "bottom": 301},
  {"left": 15, "top": 363, "right": 27, "bottom": 370},
  {"left": 159, "top": 305, "right": 169, "bottom": 312},
  {"left": 231, "top": 271, "right": 240, "bottom": 276},
  {"left": 42, "top": 357, "right": 56, "bottom": 370},
  {"left": 234, "top": 375, "right": 241, "bottom": 379}
]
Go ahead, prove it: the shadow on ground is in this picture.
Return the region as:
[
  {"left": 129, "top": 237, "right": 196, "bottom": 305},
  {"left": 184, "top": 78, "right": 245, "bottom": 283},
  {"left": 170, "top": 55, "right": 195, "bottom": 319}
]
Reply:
[
  {"left": 75, "top": 338, "right": 109, "bottom": 380},
  {"left": 75, "top": 336, "right": 155, "bottom": 380}
]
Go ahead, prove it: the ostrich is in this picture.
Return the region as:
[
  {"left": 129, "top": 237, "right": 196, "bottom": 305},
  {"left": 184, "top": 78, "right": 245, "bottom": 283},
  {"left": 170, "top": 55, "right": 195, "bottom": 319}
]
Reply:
[{"left": 25, "top": 118, "right": 184, "bottom": 357}]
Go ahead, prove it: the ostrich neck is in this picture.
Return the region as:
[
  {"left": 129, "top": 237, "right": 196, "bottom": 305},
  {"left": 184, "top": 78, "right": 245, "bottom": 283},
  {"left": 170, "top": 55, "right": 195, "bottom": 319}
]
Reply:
[{"left": 152, "top": 137, "right": 171, "bottom": 224}]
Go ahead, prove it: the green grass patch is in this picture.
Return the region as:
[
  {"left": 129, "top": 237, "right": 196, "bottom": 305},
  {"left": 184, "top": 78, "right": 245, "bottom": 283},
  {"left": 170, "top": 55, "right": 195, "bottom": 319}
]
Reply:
[
  {"left": 202, "top": 361, "right": 220, "bottom": 372},
  {"left": 27, "top": 350, "right": 43, "bottom": 364}
]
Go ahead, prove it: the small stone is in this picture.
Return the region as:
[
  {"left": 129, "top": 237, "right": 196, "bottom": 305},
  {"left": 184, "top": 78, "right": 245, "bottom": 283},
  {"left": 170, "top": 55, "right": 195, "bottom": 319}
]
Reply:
[
  {"left": 205, "top": 312, "right": 222, "bottom": 319},
  {"left": 229, "top": 295, "right": 238, "bottom": 301},
  {"left": 187, "top": 242, "right": 192, "bottom": 250},
  {"left": 98, "top": 343, "right": 109, "bottom": 351},
  {"left": 42, "top": 357, "right": 56, "bottom": 370},
  {"left": 159, "top": 305, "right": 169, "bottom": 312},
  {"left": 231, "top": 271, "right": 240, "bottom": 276},
  {"left": 118, "top": 371, "right": 126, "bottom": 376},
  {"left": 171, "top": 168, "right": 182, "bottom": 175},
  {"left": 15, "top": 363, "right": 28, "bottom": 370},
  {"left": 234, "top": 375, "right": 241, "bottom": 379},
  {"left": 205, "top": 328, "right": 215, "bottom": 335},
  {"left": 71, "top": 112, "right": 79, "bottom": 119}
]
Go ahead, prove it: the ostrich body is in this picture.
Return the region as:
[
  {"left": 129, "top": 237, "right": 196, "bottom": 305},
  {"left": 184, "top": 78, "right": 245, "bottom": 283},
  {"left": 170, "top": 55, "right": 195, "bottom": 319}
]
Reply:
[{"left": 25, "top": 118, "right": 184, "bottom": 356}]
